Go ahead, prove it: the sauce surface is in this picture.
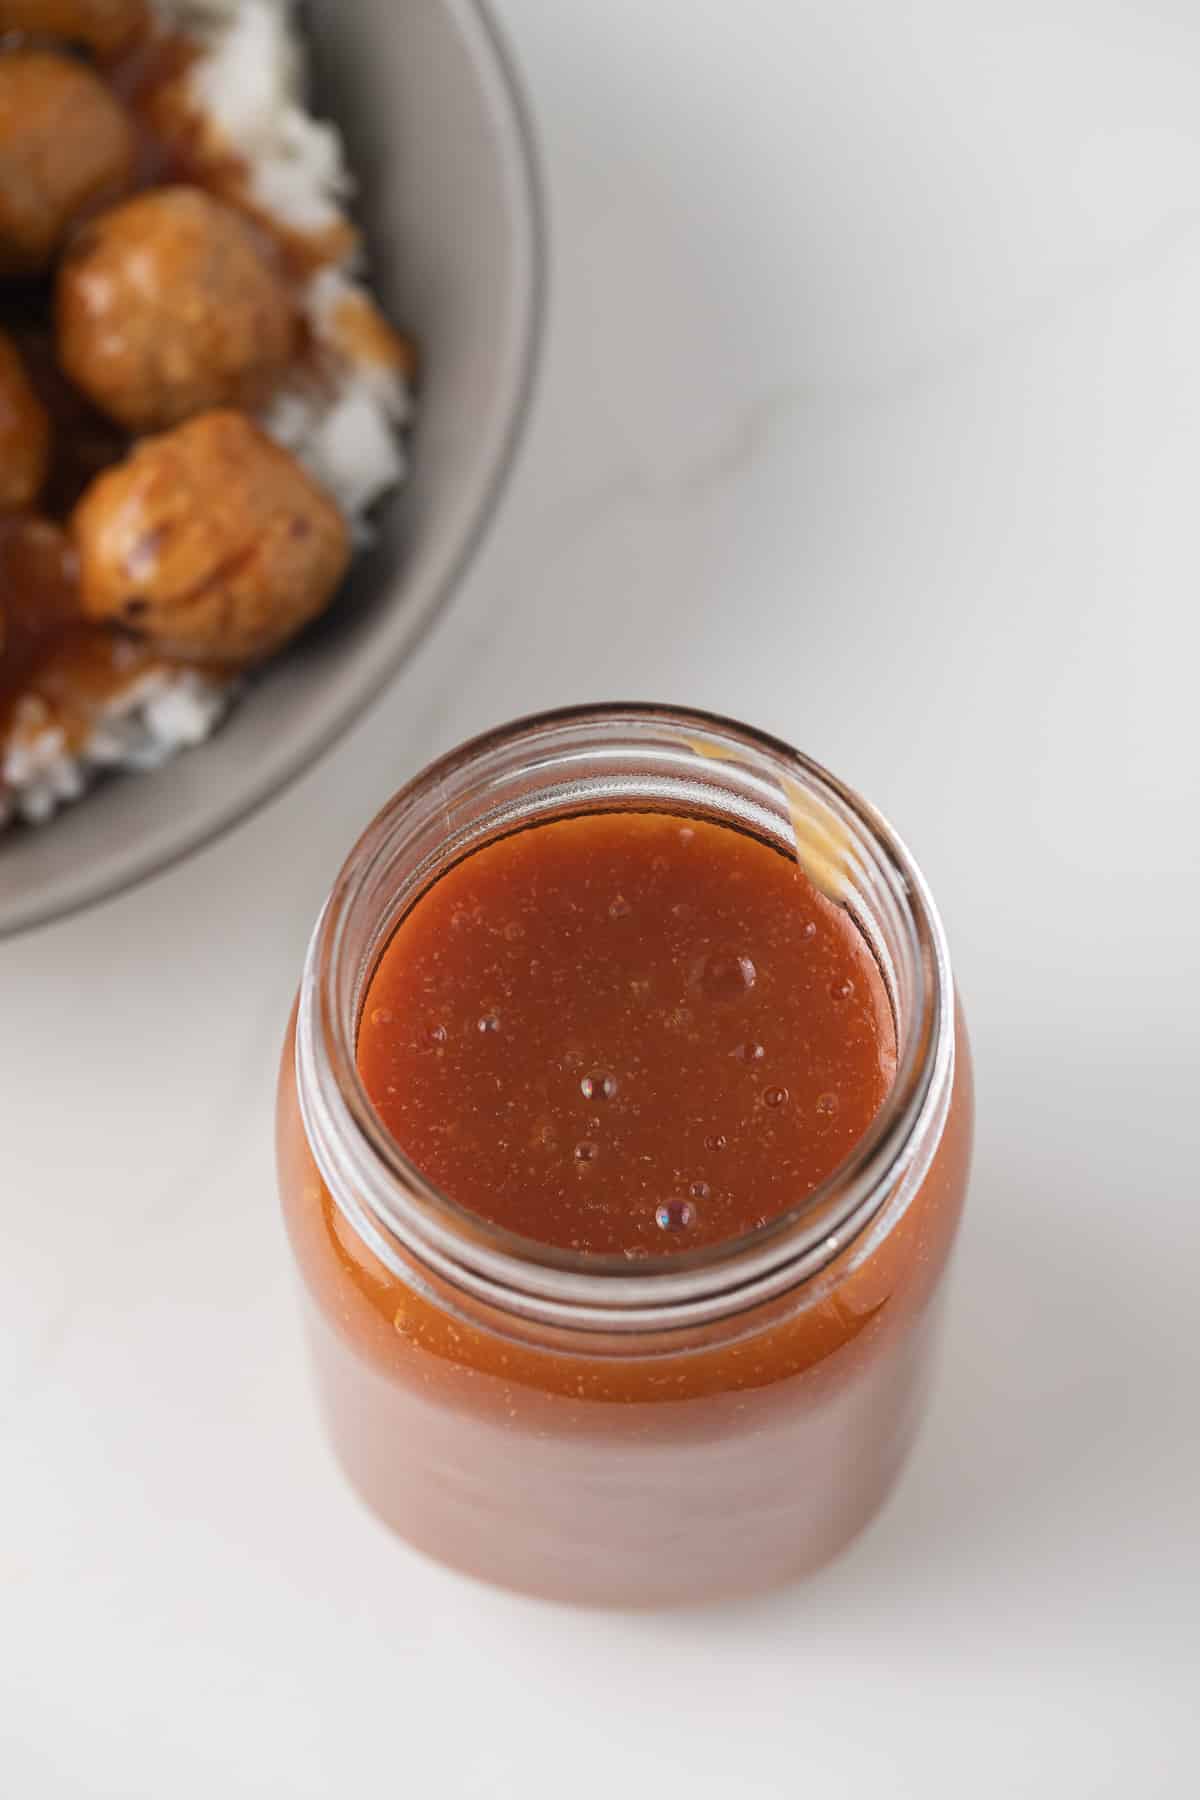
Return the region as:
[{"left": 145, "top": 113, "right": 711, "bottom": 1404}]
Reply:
[{"left": 357, "top": 811, "right": 897, "bottom": 1257}]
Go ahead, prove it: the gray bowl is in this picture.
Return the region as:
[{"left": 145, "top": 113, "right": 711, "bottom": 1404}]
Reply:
[{"left": 0, "top": 0, "right": 544, "bottom": 938}]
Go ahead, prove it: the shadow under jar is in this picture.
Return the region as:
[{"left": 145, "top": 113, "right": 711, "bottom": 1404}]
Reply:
[{"left": 277, "top": 705, "right": 973, "bottom": 1606}]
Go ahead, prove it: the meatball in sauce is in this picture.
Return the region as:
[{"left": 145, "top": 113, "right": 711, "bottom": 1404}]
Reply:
[
  {"left": 58, "top": 186, "right": 296, "bottom": 432},
  {"left": 72, "top": 410, "right": 351, "bottom": 666},
  {"left": 0, "top": 51, "right": 134, "bottom": 272}
]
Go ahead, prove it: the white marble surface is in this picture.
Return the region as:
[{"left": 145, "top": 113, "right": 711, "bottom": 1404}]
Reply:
[{"left": 4, "top": 1, "right": 1200, "bottom": 1792}]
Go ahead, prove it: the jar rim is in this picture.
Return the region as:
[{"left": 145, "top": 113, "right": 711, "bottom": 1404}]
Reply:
[{"left": 295, "top": 703, "right": 956, "bottom": 1338}]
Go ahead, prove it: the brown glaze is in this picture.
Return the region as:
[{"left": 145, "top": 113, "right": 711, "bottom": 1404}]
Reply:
[
  {"left": 329, "top": 287, "right": 417, "bottom": 385},
  {"left": 0, "top": 513, "right": 77, "bottom": 712},
  {"left": 2, "top": 323, "right": 129, "bottom": 514},
  {"left": 0, "top": 324, "right": 49, "bottom": 507}
]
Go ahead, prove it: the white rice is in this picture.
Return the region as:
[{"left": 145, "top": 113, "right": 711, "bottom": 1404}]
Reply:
[
  {"left": 0, "top": 668, "right": 232, "bottom": 831},
  {"left": 263, "top": 265, "right": 410, "bottom": 531},
  {"left": 1, "top": 0, "right": 410, "bottom": 832},
  {"left": 167, "top": 0, "right": 353, "bottom": 240}
]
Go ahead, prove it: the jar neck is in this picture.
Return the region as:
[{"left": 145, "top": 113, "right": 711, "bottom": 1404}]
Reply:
[{"left": 295, "top": 704, "right": 956, "bottom": 1344}]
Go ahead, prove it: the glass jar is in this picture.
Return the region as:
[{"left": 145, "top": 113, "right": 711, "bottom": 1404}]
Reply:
[{"left": 277, "top": 705, "right": 973, "bottom": 1605}]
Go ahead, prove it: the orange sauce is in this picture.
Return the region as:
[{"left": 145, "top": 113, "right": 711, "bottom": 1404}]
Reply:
[{"left": 357, "top": 812, "right": 897, "bottom": 1254}]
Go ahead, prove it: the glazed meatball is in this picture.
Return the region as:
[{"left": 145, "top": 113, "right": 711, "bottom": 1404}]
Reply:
[
  {"left": 0, "top": 1, "right": 148, "bottom": 57},
  {"left": 0, "top": 329, "right": 50, "bottom": 510},
  {"left": 0, "top": 52, "right": 133, "bottom": 273},
  {"left": 71, "top": 411, "right": 350, "bottom": 666},
  {"left": 57, "top": 187, "right": 296, "bottom": 433}
]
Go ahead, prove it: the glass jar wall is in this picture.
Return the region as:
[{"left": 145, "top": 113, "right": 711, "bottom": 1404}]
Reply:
[{"left": 277, "top": 706, "right": 973, "bottom": 1605}]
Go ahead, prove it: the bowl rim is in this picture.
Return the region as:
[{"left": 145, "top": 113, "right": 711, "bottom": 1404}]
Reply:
[{"left": 1, "top": 0, "right": 547, "bottom": 942}]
